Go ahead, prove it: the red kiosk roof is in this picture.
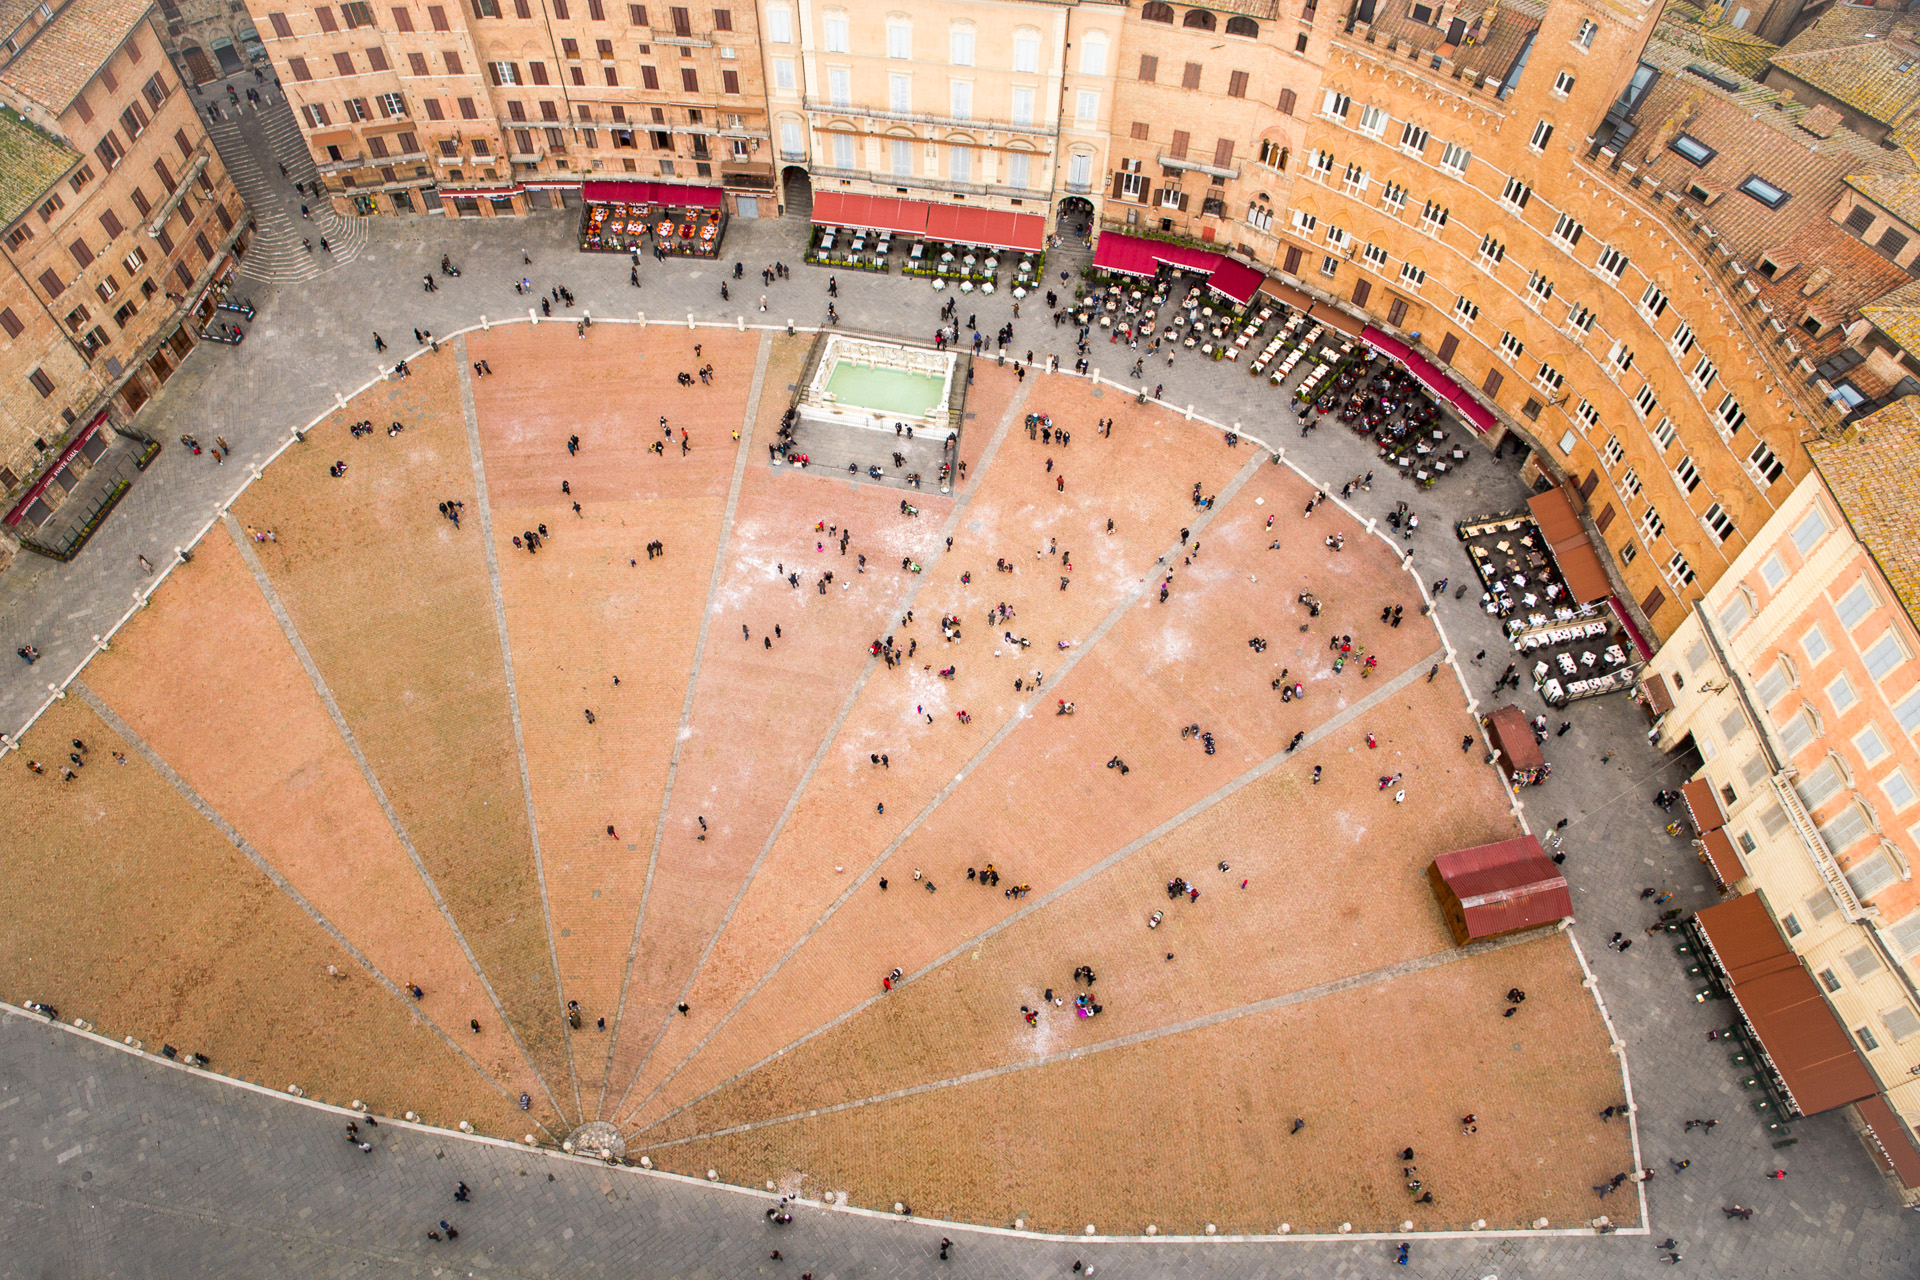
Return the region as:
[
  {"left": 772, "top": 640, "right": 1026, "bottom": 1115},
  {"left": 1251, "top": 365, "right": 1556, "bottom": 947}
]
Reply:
[{"left": 1430, "top": 835, "right": 1571, "bottom": 940}]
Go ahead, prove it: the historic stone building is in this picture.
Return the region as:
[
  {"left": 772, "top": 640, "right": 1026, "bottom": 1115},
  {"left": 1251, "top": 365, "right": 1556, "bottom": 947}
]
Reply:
[
  {"left": 0, "top": 0, "right": 248, "bottom": 562},
  {"left": 1641, "top": 402, "right": 1920, "bottom": 1198},
  {"left": 245, "top": 0, "right": 774, "bottom": 216}
]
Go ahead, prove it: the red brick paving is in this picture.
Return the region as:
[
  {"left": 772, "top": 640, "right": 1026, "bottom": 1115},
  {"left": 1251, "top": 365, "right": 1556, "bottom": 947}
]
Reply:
[
  {"left": 649, "top": 936, "right": 1631, "bottom": 1236},
  {"left": 231, "top": 351, "right": 572, "bottom": 1114},
  {"left": 83, "top": 530, "right": 562, "bottom": 1130},
  {"left": 0, "top": 699, "right": 528, "bottom": 1136},
  {"left": 465, "top": 324, "right": 752, "bottom": 1103},
  {"left": 596, "top": 333, "right": 944, "bottom": 1111},
  {"left": 615, "top": 377, "right": 1253, "bottom": 1128}
]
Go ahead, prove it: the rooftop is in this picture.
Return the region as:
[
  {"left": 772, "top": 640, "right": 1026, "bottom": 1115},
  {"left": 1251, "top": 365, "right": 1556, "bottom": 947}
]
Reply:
[
  {"left": 1862, "top": 275, "right": 1920, "bottom": 353},
  {"left": 1846, "top": 170, "right": 1920, "bottom": 229},
  {"left": 0, "top": 104, "right": 79, "bottom": 229},
  {"left": 1658, "top": 1, "right": 1781, "bottom": 80},
  {"left": 1807, "top": 395, "right": 1920, "bottom": 636},
  {"left": 0, "top": 0, "right": 152, "bottom": 118},
  {"left": 1766, "top": 3, "right": 1920, "bottom": 129}
]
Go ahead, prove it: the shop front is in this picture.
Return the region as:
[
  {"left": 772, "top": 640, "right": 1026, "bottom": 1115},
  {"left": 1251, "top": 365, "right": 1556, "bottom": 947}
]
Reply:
[{"left": 580, "top": 180, "right": 726, "bottom": 257}]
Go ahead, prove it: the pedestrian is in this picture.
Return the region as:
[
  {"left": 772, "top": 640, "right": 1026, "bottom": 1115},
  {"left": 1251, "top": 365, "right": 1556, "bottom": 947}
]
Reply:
[
  {"left": 939, "top": 1236, "right": 952, "bottom": 1260},
  {"left": 373, "top": 332, "right": 386, "bottom": 352}
]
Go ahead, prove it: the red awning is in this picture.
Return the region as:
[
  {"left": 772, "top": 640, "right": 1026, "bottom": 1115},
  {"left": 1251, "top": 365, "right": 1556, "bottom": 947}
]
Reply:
[
  {"left": 1611, "top": 596, "right": 1655, "bottom": 661},
  {"left": 811, "top": 192, "right": 928, "bottom": 236},
  {"left": 581, "top": 180, "right": 724, "bottom": 207},
  {"left": 1092, "top": 232, "right": 1269, "bottom": 302},
  {"left": 1209, "top": 258, "right": 1265, "bottom": 305},
  {"left": 1856, "top": 1095, "right": 1920, "bottom": 1188},
  {"left": 1700, "top": 828, "right": 1746, "bottom": 886},
  {"left": 1641, "top": 671, "right": 1675, "bottom": 715},
  {"left": 1696, "top": 894, "right": 1879, "bottom": 1115},
  {"left": 6, "top": 411, "right": 105, "bottom": 527},
  {"left": 1682, "top": 778, "right": 1728, "bottom": 833},
  {"left": 924, "top": 204, "right": 1045, "bottom": 252},
  {"left": 1526, "top": 487, "right": 1614, "bottom": 605},
  {"left": 1363, "top": 326, "right": 1497, "bottom": 433}
]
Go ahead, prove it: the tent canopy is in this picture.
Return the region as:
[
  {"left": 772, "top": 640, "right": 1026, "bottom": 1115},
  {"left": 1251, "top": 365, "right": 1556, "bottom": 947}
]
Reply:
[
  {"left": 1700, "top": 828, "right": 1746, "bottom": 887},
  {"left": 1363, "top": 326, "right": 1497, "bottom": 433},
  {"left": 1428, "top": 835, "right": 1571, "bottom": 945},
  {"left": 1696, "top": 894, "right": 1878, "bottom": 1115}
]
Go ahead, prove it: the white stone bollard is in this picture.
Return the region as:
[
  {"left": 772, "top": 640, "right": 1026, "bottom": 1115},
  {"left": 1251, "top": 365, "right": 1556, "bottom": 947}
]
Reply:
[
  {"left": 767, "top": 1181, "right": 777, "bottom": 1191},
  {"left": 640, "top": 1156, "right": 653, "bottom": 1168},
  {"left": 707, "top": 1169, "right": 718, "bottom": 1181},
  {"left": 562, "top": 1141, "right": 574, "bottom": 1153},
  {"left": 458, "top": 1120, "right": 473, "bottom": 1133},
  {"left": 1473, "top": 1219, "right": 1487, "bottom": 1230},
  {"left": 481, "top": 314, "right": 490, "bottom": 330},
  {"left": 1084, "top": 1224, "right": 1097, "bottom": 1236},
  {"left": 1339, "top": 1222, "right": 1352, "bottom": 1234},
  {"left": 1013, "top": 1218, "right": 1024, "bottom": 1230},
  {"left": 688, "top": 314, "right": 696, "bottom": 329},
  {"left": 1533, "top": 1218, "right": 1550, "bottom": 1229},
  {"left": 1145, "top": 1225, "right": 1157, "bottom": 1236},
  {"left": 405, "top": 1111, "right": 419, "bottom": 1123},
  {"left": 524, "top": 1134, "right": 537, "bottom": 1145},
  {"left": 352, "top": 1100, "right": 366, "bottom": 1112},
  {"left": 894, "top": 1202, "right": 905, "bottom": 1214},
  {"left": 1279, "top": 1224, "right": 1291, "bottom": 1234},
  {"left": 1402, "top": 1220, "right": 1414, "bottom": 1231},
  {"left": 1205, "top": 1223, "right": 1216, "bottom": 1236},
  {"left": 286, "top": 1084, "right": 304, "bottom": 1097},
  {"left": 738, "top": 316, "right": 746, "bottom": 331}
]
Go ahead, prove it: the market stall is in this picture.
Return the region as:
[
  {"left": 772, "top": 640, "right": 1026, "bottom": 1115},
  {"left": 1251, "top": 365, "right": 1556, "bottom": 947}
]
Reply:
[
  {"left": 1428, "top": 834, "right": 1570, "bottom": 945},
  {"left": 1484, "top": 704, "right": 1548, "bottom": 787},
  {"left": 580, "top": 180, "right": 727, "bottom": 256}
]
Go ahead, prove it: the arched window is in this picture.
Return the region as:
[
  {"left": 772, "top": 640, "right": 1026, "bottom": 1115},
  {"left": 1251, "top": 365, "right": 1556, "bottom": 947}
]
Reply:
[
  {"left": 1183, "top": 9, "right": 1216, "bottom": 30},
  {"left": 1225, "top": 15, "right": 1258, "bottom": 36},
  {"left": 1079, "top": 32, "right": 1108, "bottom": 75},
  {"left": 1141, "top": 2, "right": 1174, "bottom": 22}
]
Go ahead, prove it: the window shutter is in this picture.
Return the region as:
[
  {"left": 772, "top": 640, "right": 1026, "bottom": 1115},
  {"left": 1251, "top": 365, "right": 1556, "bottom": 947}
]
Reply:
[
  {"left": 289, "top": 55, "right": 311, "bottom": 80},
  {"left": 39, "top": 268, "right": 65, "bottom": 297},
  {"left": 409, "top": 51, "right": 429, "bottom": 75},
  {"left": 531, "top": 60, "right": 548, "bottom": 84},
  {"left": 270, "top": 10, "right": 294, "bottom": 35},
  {"left": 487, "top": 61, "right": 502, "bottom": 84},
  {"left": 1482, "top": 367, "right": 1503, "bottom": 397},
  {"left": 444, "top": 51, "right": 462, "bottom": 73},
  {"left": 1641, "top": 586, "right": 1666, "bottom": 619},
  {"left": 682, "top": 67, "right": 698, "bottom": 91},
  {"left": 1213, "top": 138, "right": 1234, "bottom": 168},
  {"left": 1437, "top": 332, "right": 1458, "bottom": 363},
  {"left": 1112, "top": 171, "right": 1125, "bottom": 198},
  {"left": 1182, "top": 61, "right": 1201, "bottom": 89},
  {"left": 1283, "top": 245, "right": 1301, "bottom": 273},
  {"left": 1139, "top": 54, "right": 1157, "bottom": 82},
  {"left": 1170, "top": 130, "right": 1188, "bottom": 159},
  {"left": 1278, "top": 87, "right": 1296, "bottom": 115},
  {"left": 391, "top": 6, "right": 412, "bottom": 29},
  {"left": 334, "top": 51, "right": 356, "bottom": 75},
  {"left": 1178, "top": 191, "right": 1189, "bottom": 211},
  {"left": 1387, "top": 297, "right": 1408, "bottom": 327},
  {"left": 316, "top": 4, "right": 338, "bottom": 30},
  {"left": 1227, "top": 70, "right": 1248, "bottom": 98},
  {"left": 69, "top": 238, "right": 93, "bottom": 268},
  {"left": 642, "top": 65, "right": 659, "bottom": 89},
  {"left": 367, "top": 46, "right": 388, "bottom": 70},
  {"left": 723, "top": 68, "right": 739, "bottom": 93},
  {"left": 1595, "top": 503, "right": 1615, "bottom": 532}
]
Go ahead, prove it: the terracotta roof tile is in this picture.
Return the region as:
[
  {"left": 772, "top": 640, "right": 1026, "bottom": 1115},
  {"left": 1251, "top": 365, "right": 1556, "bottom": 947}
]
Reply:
[
  {"left": 0, "top": 104, "right": 79, "bottom": 227},
  {"left": 1861, "top": 277, "right": 1920, "bottom": 353},
  {"left": 1766, "top": 5, "right": 1920, "bottom": 128},
  {"left": 1846, "top": 171, "right": 1920, "bottom": 227},
  {"left": 0, "top": 0, "right": 153, "bottom": 117},
  {"left": 1807, "top": 396, "right": 1920, "bottom": 635}
]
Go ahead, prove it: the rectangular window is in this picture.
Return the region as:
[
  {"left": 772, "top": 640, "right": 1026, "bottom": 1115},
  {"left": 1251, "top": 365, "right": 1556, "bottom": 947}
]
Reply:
[
  {"left": 1526, "top": 270, "right": 1554, "bottom": 306},
  {"left": 428, "top": 3, "right": 448, "bottom": 27},
  {"left": 28, "top": 367, "right": 55, "bottom": 396},
  {"left": 1010, "top": 86, "right": 1034, "bottom": 126},
  {"left": 342, "top": 0, "right": 373, "bottom": 24},
  {"left": 408, "top": 51, "right": 429, "bottom": 75},
  {"left": 443, "top": 51, "right": 462, "bottom": 74},
  {"left": 1498, "top": 331, "right": 1524, "bottom": 362},
  {"left": 1666, "top": 552, "right": 1696, "bottom": 590},
  {"left": 681, "top": 67, "right": 698, "bottom": 91},
  {"left": 1865, "top": 632, "right": 1908, "bottom": 683},
  {"left": 1792, "top": 505, "right": 1831, "bottom": 555},
  {"left": 772, "top": 60, "right": 793, "bottom": 91},
  {"left": 1691, "top": 355, "right": 1718, "bottom": 393},
  {"left": 457, "top": 96, "right": 478, "bottom": 119},
  {"left": 950, "top": 27, "right": 973, "bottom": 66},
  {"left": 1361, "top": 242, "right": 1388, "bottom": 268},
  {"left": 828, "top": 68, "right": 849, "bottom": 107},
  {"left": 722, "top": 68, "right": 739, "bottom": 94},
  {"left": 316, "top": 4, "right": 338, "bottom": 30},
  {"left": 269, "top": 10, "right": 294, "bottom": 36},
  {"left": 1669, "top": 133, "right": 1715, "bottom": 166},
  {"left": 1182, "top": 61, "right": 1201, "bottom": 90},
  {"left": 391, "top": 5, "right": 413, "bottom": 29},
  {"left": 0, "top": 307, "right": 19, "bottom": 338},
  {"left": 1632, "top": 384, "right": 1658, "bottom": 419},
  {"left": 1602, "top": 435, "right": 1624, "bottom": 467},
  {"left": 885, "top": 20, "right": 908, "bottom": 58},
  {"left": 1138, "top": 54, "right": 1159, "bottom": 82},
  {"left": 1638, "top": 502, "right": 1663, "bottom": 542},
  {"left": 1739, "top": 175, "right": 1790, "bottom": 209},
  {"left": 1749, "top": 440, "right": 1784, "bottom": 485}
]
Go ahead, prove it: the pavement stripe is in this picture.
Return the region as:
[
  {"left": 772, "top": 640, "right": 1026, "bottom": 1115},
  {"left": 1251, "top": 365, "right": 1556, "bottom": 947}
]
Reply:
[
  {"left": 221, "top": 511, "right": 570, "bottom": 1122},
  {"left": 453, "top": 339, "right": 581, "bottom": 1124},
  {"left": 635, "top": 927, "right": 1539, "bottom": 1152},
  {"left": 617, "top": 435, "right": 1269, "bottom": 1131},
  {"left": 65, "top": 679, "right": 549, "bottom": 1133},
  {"left": 634, "top": 642, "right": 1447, "bottom": 1136},
  {"left": 594, "top": 329, "right": 774, "bottom": 1119},
  {"left": 602, "top": 374, "right": 1035, "bottom": 1124}
]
